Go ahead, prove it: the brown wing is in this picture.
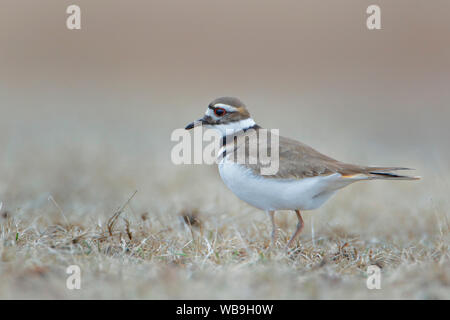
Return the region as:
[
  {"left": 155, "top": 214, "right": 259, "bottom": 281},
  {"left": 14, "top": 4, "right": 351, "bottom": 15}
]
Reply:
[
  {"left": 232, "top": 130, "right": 411, "bottom": 180},
  {"left": 266, "top": 135, "right": 365, "bottom": 179}
]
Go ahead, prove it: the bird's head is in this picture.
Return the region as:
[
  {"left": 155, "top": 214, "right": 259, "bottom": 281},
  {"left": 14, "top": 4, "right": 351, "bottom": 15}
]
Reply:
[{"left": 185, "top": 97, "right": 256, "bottom": 136}]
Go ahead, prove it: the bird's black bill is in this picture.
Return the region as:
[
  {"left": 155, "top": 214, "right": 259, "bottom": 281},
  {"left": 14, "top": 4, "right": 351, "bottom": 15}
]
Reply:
[{"left": 185, "top": 118, "right": 207, "bottom": 130}]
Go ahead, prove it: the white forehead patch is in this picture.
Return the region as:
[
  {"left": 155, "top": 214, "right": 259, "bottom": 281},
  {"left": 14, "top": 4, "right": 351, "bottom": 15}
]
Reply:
[
  {"left": 212, "top": 103, "right": 237, "bottom": 112},
  {"left": 205, "top": 108, "right": 215, "bottom": 118}
]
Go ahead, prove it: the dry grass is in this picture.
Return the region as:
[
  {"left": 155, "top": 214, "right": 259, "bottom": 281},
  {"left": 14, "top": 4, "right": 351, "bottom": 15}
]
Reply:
[
  {"left": 0, "top": 143, "right": 449, "bottom": 299},
  {"left": 0, "top": 86, "right": 449, "bottom": 299}
]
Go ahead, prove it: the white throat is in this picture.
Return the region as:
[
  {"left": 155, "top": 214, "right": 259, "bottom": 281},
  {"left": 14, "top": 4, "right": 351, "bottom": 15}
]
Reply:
[{"left": 208, "top": 118, "right": 256, "bottom": 137}]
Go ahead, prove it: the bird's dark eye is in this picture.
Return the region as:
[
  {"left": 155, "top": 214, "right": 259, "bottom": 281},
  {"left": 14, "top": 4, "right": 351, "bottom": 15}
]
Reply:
[{"left": 214, "top": 108, "right": 227, "bottom": 117}]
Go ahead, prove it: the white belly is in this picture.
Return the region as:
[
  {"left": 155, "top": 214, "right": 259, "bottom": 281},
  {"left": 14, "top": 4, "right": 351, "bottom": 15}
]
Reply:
[{"left": 218, "top": 162, "right": 355, "bottom": 211}]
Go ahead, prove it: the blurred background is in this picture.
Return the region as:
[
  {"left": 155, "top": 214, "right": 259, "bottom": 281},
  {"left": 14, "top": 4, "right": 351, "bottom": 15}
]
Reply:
[
  {"left": 1, "top": 0, "right": 449, "bottom": 207},
  {"left": 0, "top": 0, "right": 450, "bottom": 224},
  {"left": 0, "top": 0, "right": 449, "bottom": 299}
]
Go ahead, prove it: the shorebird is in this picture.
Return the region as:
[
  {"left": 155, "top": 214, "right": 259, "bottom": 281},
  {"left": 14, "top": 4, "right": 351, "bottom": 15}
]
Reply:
[{"left": 185, "top": 97, "right": 419, "bottom": 248}]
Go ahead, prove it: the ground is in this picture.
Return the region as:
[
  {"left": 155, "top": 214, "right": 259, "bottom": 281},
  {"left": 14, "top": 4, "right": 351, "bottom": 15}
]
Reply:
[{"left": 0, "top": 99, "right": 448, "bottom": 299}]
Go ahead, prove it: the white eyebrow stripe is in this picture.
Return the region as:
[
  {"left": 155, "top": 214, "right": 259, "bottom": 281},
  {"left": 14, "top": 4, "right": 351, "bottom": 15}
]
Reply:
[{"left": 212, "top": 103, "right": 237, "bottom": 112}]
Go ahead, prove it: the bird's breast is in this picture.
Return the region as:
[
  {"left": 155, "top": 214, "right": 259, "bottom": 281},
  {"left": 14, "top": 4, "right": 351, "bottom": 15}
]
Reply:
[{"left": 217, "top": 161, "right": 343, "bottom": 211}]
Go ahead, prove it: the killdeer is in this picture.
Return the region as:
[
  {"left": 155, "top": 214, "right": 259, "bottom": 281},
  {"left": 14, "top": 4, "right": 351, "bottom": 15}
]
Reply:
[{"left": 185, "top": 97, "right": 419, "bottom": 248}]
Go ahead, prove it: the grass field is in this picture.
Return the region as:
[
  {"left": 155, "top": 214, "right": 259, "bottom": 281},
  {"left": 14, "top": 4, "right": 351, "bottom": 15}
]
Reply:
[{"left": 0, "top": 93, "right": 449, "bottom": 299}]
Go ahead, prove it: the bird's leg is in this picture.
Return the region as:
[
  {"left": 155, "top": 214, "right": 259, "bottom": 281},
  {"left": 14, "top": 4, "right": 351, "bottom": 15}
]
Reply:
[
  {"left": 286, "top": 210, "right": 304, "bottom": 248},
  {"left": 267, "top": 210, "right": 277, "bottom": 246}
]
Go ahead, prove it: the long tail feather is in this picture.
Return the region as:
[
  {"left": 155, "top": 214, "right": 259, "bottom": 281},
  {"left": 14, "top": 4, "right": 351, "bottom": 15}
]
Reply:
[{"left": 367, "top": 167, "right": 420, "bottom": 180}]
